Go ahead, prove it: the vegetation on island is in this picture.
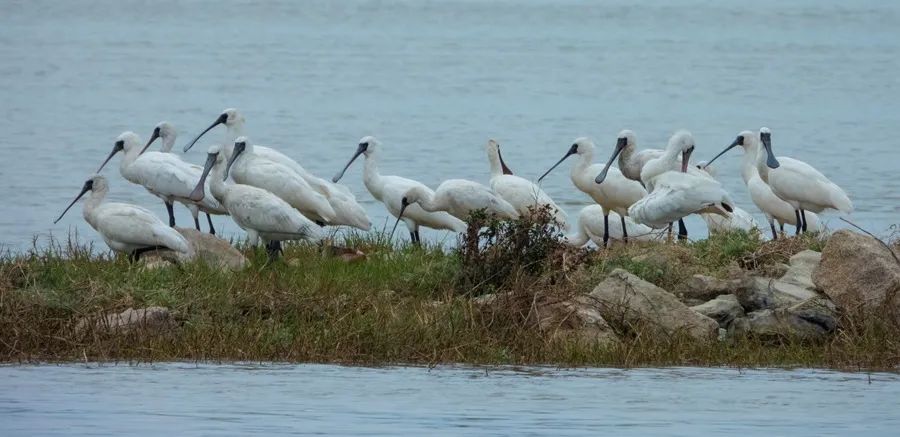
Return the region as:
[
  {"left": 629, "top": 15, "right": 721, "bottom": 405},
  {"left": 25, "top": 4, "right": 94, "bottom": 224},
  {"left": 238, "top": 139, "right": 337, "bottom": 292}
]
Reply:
[{"left": 1, "top": 211, "right": 898, "bottom": 371}]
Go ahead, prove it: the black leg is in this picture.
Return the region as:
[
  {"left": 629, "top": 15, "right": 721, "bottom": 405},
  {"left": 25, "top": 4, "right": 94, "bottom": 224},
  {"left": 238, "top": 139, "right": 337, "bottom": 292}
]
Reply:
[
  {"left": 794, "top": 210, "right": 802, "bottom": 236},
  {"left": 667, "top": 223, "right": 673, "bottom": 241},
  {"left": 800, "top": 209, "right": 808, "bottom": 233},
  {"left": 165, "top": 201, "right": 176, "bottom": 227},
  {"left": 620, "top": 215, "right": 628, "bottom": 243},
  {"left": 193, "top": 215, "right": 201, "bottom": 231},
  {"left": 780, "top": 222, "right": 785, "bottom": 233},
  {"left": 409, "top": 231, "right": 417, "bottom": 243},
  {"left": 414, "top": 230, "right": 421, "bottom": 244},
  {"left": 677, "top": 218, "right": 688, "bottom": 241},
  {"left": 206, "top": 214, "right": 216, "bottom": 235},
  {"left": 770, "top": 221, "right": 778, "bottom": 240},
  {"left": 265, "top": 240, "right": 283, "bottom": 262},
  {"left": 603, "top": 213, "right": 610, "bottom": 248}
]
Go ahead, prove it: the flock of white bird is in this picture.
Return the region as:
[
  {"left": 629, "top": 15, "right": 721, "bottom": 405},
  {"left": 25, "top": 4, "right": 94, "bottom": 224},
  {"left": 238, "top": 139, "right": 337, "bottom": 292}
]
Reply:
[{"left": 54, "top": 108, "right": 853, "bottom": 262}]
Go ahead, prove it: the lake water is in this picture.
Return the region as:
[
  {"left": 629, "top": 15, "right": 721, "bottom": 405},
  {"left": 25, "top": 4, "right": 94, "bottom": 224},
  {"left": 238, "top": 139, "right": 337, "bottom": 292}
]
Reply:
[
  {"left": 1, "top": 0, "right": 899, "bottom": 251},
  {"left": 1, "top": 364, "right": 899, "bottom": 436}
]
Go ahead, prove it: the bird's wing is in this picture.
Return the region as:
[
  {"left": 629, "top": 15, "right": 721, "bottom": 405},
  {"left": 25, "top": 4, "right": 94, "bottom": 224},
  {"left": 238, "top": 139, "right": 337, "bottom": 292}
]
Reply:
[{"left": 94, "top": 203, "right": 189, "bottom": 252}]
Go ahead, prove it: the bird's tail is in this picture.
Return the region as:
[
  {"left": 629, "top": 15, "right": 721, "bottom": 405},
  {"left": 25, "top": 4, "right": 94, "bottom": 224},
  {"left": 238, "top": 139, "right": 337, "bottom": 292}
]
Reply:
[{"left": 830, "top": 184, "right": 853, "bottom": 214}]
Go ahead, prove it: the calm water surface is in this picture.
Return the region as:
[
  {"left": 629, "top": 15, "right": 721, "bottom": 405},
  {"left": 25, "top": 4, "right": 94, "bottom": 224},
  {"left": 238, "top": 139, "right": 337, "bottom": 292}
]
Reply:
[
  {"left": 1, "top": 0, "right": 899, "bottom": 250},
  {"left": 1, "top": 364, "right": 899, "bottom": 436}
]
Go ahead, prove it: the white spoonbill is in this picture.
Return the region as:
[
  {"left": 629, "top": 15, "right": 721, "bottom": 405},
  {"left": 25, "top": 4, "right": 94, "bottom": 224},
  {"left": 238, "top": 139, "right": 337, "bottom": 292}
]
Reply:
[
  {"left": 54, "top": 175, "right": 191, "bottom": 261},
  {"left": 595, "top": 129, "right": 697, "bottom": 238},
  {"left": 190, "top": 145, "right": 326, "bottom": 260},
  {"left": 692, "top": 162, "right": 759, "bottom": 234},
  {"left": 485, "top": 139, "right": 569, "bottom": 229},
  {"left": 183, "top": 108, "right": 371, "bottom": 230},
  {"left": 564, "top": 205, "right": 660, "bottom": 248},
  {"left": 397, "top": 179, "right": 519, "bottom": 224},
  {"left": 703, "top": 131, "right": 821, "bottom": 238},
  {"left": 755, "top": 127, "right": 851, "bottom": 234},
  {"left": 332, "top": 136, "right": 466, "bottom": 243},
  {"left": 537, "top": 137, "right": 646, "bottom": 246},
  {"left": 96, "top": 131, "right": 225, "bottom": 234},
  {"left": 226, "top": 137, "right": 337, "bottom": 224},
  {"left": 143, "top": 121, "right": 227, "bottom": 234},
  {"left": 628, "top": 131, "right": 735, "bottom": 234}
]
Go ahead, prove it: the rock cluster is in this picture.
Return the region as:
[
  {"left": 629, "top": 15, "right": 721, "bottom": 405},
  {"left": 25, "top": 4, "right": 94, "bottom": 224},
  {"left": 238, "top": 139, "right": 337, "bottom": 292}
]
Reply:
[{"left": 477, "top": 230, "right": 899, "bottom": 345}]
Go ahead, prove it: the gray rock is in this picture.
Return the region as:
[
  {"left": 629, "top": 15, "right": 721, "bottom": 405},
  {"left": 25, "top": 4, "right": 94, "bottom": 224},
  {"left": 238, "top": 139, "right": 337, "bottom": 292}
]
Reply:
[
  {"left": 781, "top": 250, "right": 821, "bottom": 290},
  {"left": 691, "top": 294, "right": 745, "bottom": 328},
  {"left": 813, "top": 230, "right": 900, "bottom": 317},
  {"left": 737, "top": 276, "right": 819, "bottom": 312},
  {"left": 590, "top": 269, "right": 719, "bottom": 342},
  {"left": 76, "top": 306, "right": 175, "bottom": 334},
  {"left": 730, "top": 306, "right": 830, "bottom": 341},
  {"left": 788, "top": 296, "right": 838, "bottom": 333},
  {"left": 681, "top": 275, "right": 745, "bottom": 302},
  {"left": 536, "top": 295, "right": 621, "bottom": 347},
  {"left": 177, "top": 228, "right": 248, "bottom": 271}
]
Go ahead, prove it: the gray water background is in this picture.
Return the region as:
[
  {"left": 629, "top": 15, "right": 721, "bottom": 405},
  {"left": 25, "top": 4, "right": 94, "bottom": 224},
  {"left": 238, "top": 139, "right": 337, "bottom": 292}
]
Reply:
[
  {"left": 1, "top": 363, "right": 899, "bottom": 436},
  {"left": 1, "top": 0, "right": 899, "bottom": 251}
]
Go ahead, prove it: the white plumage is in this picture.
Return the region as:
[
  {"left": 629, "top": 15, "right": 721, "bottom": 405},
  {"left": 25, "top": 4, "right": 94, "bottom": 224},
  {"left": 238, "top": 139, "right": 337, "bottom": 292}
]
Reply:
[
  {"left": 96, "top": 130, "right": 226, "bottom": 233},
  {"left": 183, "top": 108, "right": 372, "bottom": 230},
  {"left": 703, "top": 131, "right": 822, "bottom": 238},
  {"left": 485, "top": 139, "right": 569, "bottom": 229},
  {"left": 226, "top": 137, "right": 337, "bottom": 224},
  {"left": 332, "top": 136, "right": 466, "bottom": 243},
  {"left": 756, "top": 127, "right": 851, "bottom": 233},
  {"left": 539, "top": 137, "right": 646, "bottom": 245},
  {"left": 54, "top": 175, "right": 191, "bottom": 257},
  {"left": 190, "top": 145, "right": 325, "bottom": 258},
  {"left": 401, "top": 179, "right": 519, "bottom": 222},
  {"left": 628, "top": 131, "right": 734, "bottom": 233},
  {"left": 564, "top": 205, "right": 660, "bottom": 247}
]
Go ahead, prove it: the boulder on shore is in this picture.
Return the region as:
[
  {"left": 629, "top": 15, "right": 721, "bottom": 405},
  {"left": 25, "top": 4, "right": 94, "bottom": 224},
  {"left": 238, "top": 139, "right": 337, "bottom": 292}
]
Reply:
[
  {"left": 75, "top": 306, "right": 175, "bottom": 334},
  {"left": 140, "top": 228, "right": 248, "bottom": 272},
  {"left": 681, "top": 275, "right": 744, "bottom": 304},
  {"left": 535, "top": 295, "right": 621, "bottom": 347},
  {"left": 735, "top": 250, "right": 822, "bottom": 311},
  {"left": 691, "top": 294, "right": 744, "bottom": 328},
  {"left": 812, "top": 230, "right": 900, "bottom": 317},
  {"left": 590, "top": 269, "right": 718, "bottom": 342}
]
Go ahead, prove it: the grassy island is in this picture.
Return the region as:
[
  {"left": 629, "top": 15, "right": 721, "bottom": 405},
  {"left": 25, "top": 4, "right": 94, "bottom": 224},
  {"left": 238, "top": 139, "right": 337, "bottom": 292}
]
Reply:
[{"left": 2, "top": 214, "right": 898, "bottom": 371}]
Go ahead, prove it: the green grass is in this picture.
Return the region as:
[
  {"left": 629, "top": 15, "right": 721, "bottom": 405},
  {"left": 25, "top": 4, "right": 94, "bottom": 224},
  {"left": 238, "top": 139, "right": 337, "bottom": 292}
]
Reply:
[{"left": 1, "top": 227, "right": 897, "bottom": 371}]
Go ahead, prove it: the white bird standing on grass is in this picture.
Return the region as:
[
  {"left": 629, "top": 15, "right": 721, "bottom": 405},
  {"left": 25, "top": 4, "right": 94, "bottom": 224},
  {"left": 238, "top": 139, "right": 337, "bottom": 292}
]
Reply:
[
  {"left": 332, "top": 136, "right": 466, "bottom": 243},
  {"left": 225, "top": 137, "right": 337, "bottom": 225},
  {"left": 703, "top": 131, "right": 821, "bottom": 238},
  {"left": 96, "top": 131, "right": 225, "bottom": 234},
  {"left": 54, "top": 175, "right": 191, "bottom": 261},
  {"left": 142, "top": 121, "right": 227, "bottom": 234},
  {"left": 627, "top": 131, "right": 735, "bottom": 235},
  {"left": 538, "top": 137, "right": 646, "bottom": 246},
  {"left": 190, "top": 145, "right": 325, "bottom": 260},
  {"left": 485, "top": 139, "right": 569, "bottom": 229},
  {"left": 564, "top": 205, "right": 660, "bottom": 248},
  {"left": 596, "top": 129, "right": 697, "bottom": 239},
  {"left": 183, "top": 108, "right": 371, "bottom": 230},
  {"left": 755, "top": 127, "right": 852, "bottom": 234}
]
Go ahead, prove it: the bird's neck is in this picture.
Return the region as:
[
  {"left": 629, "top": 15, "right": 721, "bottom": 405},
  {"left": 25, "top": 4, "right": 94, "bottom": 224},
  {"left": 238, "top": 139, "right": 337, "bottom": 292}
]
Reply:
[
  {"left": 362, "top": 153, "right": 383, "bottom": 195},
  {"left": 571, "top": 151, "right": 592, "bottom": 176},
  {"left": 160, "top": 135, "right": 176, "bottom": 153},
  {"left": 82, "top": 188, "right": 107, "bottom": 227},
  {"left": 487, "top": 148, "right": 503, "bottom": 177},
  {"left": 413, "top": 187, "right": 438, "bottom": 213},
  {"left": 618, "top": 144, "right": 634, "bottom": 169},
  {"left": 208, "top": 161, "right": 228, "bottom": 201},
  {"left": 755, "top": 144, "right": 770, "bottom": 180},
  {"left": 120, "top": 146, "right": 142, "bottom": 172},
  {"left": 740, "top": 142, "right": 760, "bottom": 184}
]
